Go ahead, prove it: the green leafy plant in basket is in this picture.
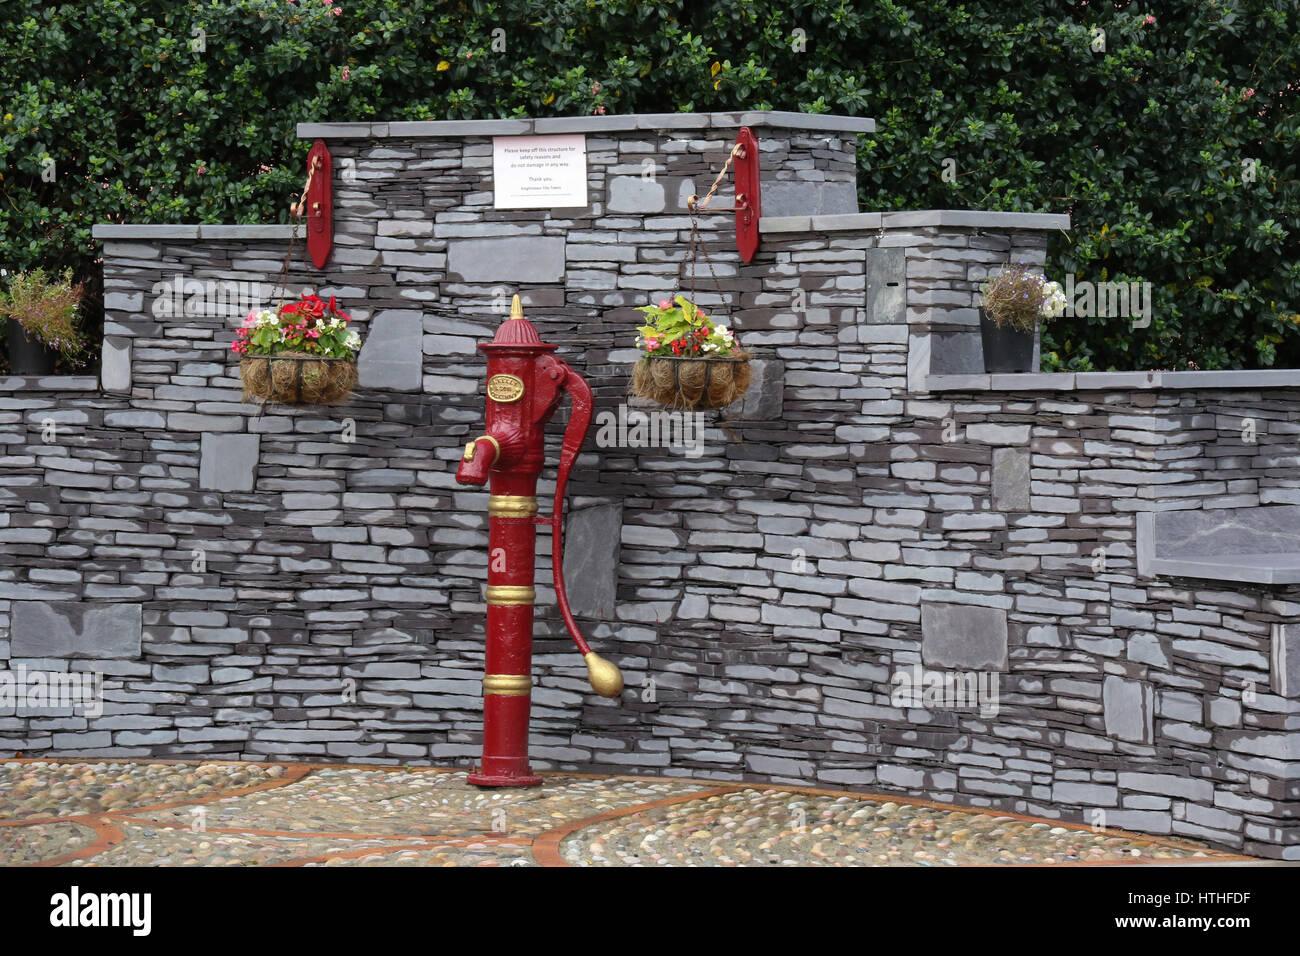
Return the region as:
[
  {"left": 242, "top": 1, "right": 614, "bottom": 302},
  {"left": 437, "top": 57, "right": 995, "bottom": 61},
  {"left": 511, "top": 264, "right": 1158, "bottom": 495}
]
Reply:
[{"left": 630, "top": 295, "right": 750, "bottom": 410}]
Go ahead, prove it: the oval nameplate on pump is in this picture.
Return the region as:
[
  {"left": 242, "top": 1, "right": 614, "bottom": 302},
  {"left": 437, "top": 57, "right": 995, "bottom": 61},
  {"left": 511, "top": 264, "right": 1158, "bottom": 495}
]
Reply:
[{"left": 487, "top": 374, "right": 525, "bottom": 403}]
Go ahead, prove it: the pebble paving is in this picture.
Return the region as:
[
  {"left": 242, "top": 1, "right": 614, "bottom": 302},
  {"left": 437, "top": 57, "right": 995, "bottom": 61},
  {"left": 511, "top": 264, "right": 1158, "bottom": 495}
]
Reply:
[{"left": 0, "top": 759, "right": 1249, "bottom": 867}]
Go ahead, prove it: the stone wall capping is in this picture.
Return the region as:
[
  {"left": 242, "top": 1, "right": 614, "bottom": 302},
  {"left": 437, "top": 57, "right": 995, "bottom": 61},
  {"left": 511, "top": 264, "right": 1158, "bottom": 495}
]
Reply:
[
  {"left": 882, "top": 210, "right": 1071, "bottom": 231},
  {"left": 1150, "top": 555, "right": 1300, "bottom": 585},
  {"left": 1075, "top": 371, "right": 1163, "bottom": 390},
  {"left": 535, "top": 114, "right": 642, "bottom": 133},
  {"left": 988, "top": 372, "right": 1076, "bottom": 390},
  {"left": 760, "top": 210, "right": 1069, "bottom": 235},
  {"left": 728, "top": 110, "right": 875, "bottom": 133},
  {"left": 634, "top": 112, "right": 711, "bottom": 130},
  {"left": 1163, "top": 369, "right": 1300, "bottom": 388},
  {"left": 812, "top": 213, "right": 883, "bottom": 231},
  {"left": 93, "top": 224, "right": 295, "bottom": 240},
  {"left": 198, "top": 225, "right": 297, "bottom": 240},
  {"left": 297, "top": 121, "right": 380, "bottom": 138},
  {"left": 92, "top": 224, "right": 201, "bottom": 239},
  {"left": 386, "top": 119, "right": 531, "bottom": 137},
  {"left": 758, "top": 216, "right": 814, "bottom": 233},
  {"left": 0, "top": 375, "right": 100, "bottom": 392},
  {"left": 296, "top": 111, "right": 875, "bottom": 140},
  {"left": 926, "top": 368, "right": 1300, "bottom": 392},
  {"left": 920, "top": 373, "right": 992, "bottom": 391}
]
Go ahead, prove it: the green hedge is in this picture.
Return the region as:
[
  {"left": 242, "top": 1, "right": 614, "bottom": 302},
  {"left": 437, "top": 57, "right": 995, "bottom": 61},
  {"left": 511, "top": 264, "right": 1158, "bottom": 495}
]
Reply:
[{"left": 1, "top": 0, "right": 1296, "bottom": 370}]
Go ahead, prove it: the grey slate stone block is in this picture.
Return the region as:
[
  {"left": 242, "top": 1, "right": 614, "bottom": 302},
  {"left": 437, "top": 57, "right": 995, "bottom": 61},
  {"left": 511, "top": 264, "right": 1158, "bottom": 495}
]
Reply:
[
  {"left": 1150, "top": 506, "right": 1300, "bottom": 584},
  {"left": 446, "top": 237, "right": 565, "bottom": 282},
  {"left": 761, "top": 181, "right": 858, "bottom": 218},
  {"left": 864, "top": 247, "right": 906, "bottom": 324},
  {"left": 606, "top": 176, "right": 666, "bottom": 214},
  {"left": 1103, "top": 676, "right": 1153, "bottom": 744},
  {"left": 199, "top": 433, "right": 260, "bottom": 492},
  {"left": 727, "top": 359, "right": 784, "bottom": 421},
  {"left": 562, "top": 503, "right": 623, "bottom": 620},
  {"left": 992, "top": 447, "right": 1030, "bottom": 511},
  {"left": 920, "top": 601, "right": 1008, "bottom": 670},
  {"left": 966, "top": 423, "right": 1031, "bottom": 445},
  {"left": 928, "top": 331, "right": 984, "bottom": 375},
  {"left": 1272, "top": 623, "right": 1299, "bottom": 698},
  {"left": 104, "top": 410, "right": 166, "bottom": 429},
  {"left": 11, "top": 601, "right": 143, "bottom": 658},
  {"left": 103, "top": 291, "right": 144, "bottom": 312},
  {"left": 100, "top": 336, "right": 131, "bottom": 393},
  {"left": 358, "top": 309, "right": 424, "bottom": 391}
]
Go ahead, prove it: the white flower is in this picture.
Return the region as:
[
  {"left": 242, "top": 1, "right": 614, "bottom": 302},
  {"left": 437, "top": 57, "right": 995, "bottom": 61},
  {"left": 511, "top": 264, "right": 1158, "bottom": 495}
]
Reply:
[
  {"left": 1041, "top": 281, "right": 1067, "bottom": 318},
  {"left": 345, "top": 331, "right": 361, "bottom": 350}
]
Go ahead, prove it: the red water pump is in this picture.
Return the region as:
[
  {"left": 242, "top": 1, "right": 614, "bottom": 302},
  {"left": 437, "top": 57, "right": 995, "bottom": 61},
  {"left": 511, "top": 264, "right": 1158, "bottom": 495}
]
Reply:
[{"left": 455, "top": 295, "right": 623, "bottom": 787}]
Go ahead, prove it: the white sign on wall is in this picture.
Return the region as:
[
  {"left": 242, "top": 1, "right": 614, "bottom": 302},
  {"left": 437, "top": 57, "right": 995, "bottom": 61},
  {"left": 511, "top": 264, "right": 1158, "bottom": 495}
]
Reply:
[{"left": 492, "top": 134, "right": 588, "bottom": 209}]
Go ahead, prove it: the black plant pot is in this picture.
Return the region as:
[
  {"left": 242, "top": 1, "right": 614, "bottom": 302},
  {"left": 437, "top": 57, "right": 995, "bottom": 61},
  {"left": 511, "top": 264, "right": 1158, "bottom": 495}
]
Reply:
[
  {"left": 978, "top": 307, "right": 1035, "bottom": 373},
  {"left": 5, "top": 321, "right": 57, "bottom": 375}
]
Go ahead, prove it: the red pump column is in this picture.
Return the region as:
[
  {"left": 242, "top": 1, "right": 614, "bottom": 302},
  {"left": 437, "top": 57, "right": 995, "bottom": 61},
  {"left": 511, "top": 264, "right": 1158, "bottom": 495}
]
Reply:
[{"left": 455, "top": 295, "right": 622, "bottom": 788}]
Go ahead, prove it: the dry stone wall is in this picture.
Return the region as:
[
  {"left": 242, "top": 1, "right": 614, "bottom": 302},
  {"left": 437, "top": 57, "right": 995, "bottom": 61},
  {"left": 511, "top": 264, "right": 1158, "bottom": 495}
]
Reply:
[{"left": 0, "top": 112, "right": 1295, "bottom": 859}]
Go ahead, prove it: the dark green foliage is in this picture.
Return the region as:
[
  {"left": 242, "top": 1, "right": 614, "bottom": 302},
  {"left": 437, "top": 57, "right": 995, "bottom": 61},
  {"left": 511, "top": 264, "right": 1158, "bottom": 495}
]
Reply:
[{"left": 1, "top": 0, "right": 1296, "bottom": 370}]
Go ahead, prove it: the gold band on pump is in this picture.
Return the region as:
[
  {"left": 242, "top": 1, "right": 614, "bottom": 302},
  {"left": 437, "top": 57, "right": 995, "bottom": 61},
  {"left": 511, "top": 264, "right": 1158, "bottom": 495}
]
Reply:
[
  {"left": 485, "top": 585, "right": 536, "bottom": 606},
  {"left": 482, "top": 673, "right": 532, "bottom": 696},
  {"left": 488, "top": 495, "right": 539, "bottom": 518}
]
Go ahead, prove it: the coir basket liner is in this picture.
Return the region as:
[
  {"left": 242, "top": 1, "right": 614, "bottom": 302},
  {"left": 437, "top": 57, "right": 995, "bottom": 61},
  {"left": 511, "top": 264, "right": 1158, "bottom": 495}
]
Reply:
[
  {"left": 240, "top": 353, "right": 357, "bottom": 405},
  {"left": 630, "top": 351, "right": 751, "bottom": 411}
]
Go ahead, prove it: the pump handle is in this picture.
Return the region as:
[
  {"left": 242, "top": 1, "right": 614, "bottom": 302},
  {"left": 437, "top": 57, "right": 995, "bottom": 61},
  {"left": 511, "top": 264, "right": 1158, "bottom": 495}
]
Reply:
[{"left": 547, "top": 359, "right": 623, "bottom": 699}]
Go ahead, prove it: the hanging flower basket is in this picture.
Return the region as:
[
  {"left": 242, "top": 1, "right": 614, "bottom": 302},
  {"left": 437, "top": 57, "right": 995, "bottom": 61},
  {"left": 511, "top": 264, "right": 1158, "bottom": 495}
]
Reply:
[
  {"left": 631, "top": 353, "right": 752, "bottom": 410},
  {"left": 629, "top": 295, "right": 751, "bottom": 411},
  {"left": 239, "top": 353, "right": 358, "bottom": 404},
  {"left": 233, "top": 292, "right": 362, "bottom": 406}
]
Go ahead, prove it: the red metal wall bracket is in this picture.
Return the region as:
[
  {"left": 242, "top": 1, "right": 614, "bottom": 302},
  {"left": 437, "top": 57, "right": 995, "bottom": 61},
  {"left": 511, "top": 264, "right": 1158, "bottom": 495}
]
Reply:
[
  {"left": 733, "top": 126, "right": 762, "bottom": 263},
  {"left": 305, "top": 139, "right": 333, "bottom": 270}
]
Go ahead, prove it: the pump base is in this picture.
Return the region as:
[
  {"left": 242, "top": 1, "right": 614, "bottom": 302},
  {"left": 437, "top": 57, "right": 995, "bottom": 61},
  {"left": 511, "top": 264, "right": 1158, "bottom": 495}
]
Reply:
[{"left": 468, "top": 771, "right": 544, "bottom": 788}]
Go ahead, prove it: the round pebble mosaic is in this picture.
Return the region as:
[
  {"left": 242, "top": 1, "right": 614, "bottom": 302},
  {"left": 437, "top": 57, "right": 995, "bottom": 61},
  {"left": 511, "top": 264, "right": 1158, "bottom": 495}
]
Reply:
[
  {"left": 557, "top": 789, "right": 1220, "bottom": 866},
  {"left": 0, "top": 759, "right": 1248, "bottom": 867}
]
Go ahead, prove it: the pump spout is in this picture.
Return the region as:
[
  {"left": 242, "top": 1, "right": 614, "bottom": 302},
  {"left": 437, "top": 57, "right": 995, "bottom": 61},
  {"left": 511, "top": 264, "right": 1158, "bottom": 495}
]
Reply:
[{"left": 456, "top": 435, "right": 500, "bottom": 486}]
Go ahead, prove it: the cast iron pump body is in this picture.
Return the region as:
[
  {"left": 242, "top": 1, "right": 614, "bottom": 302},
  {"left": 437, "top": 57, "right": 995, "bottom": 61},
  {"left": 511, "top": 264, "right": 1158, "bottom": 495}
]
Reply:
[{"left": 455, "top": 295, "right": 623, "bottom": 787}]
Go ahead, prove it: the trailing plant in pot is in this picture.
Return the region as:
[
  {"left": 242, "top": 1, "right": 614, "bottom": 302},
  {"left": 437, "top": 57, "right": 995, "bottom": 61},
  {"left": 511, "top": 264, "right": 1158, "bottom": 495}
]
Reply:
[
  {"left": 978, "top": 266, "right": 1066, "bottom": 373},
  {"left": 233, "top": 292, "right": 362, "bottom": 404},
  {"left": 0, "top": 268, "right": 86, "bottom": 375},
  {"left": 630, "top": 295, "right": 751, "bottom": 410}
]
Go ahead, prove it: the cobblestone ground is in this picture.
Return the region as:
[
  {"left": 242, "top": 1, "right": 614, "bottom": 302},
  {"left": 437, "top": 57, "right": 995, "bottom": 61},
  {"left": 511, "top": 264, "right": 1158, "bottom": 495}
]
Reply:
[{"left": 0, "top": 759, "right": 1254, "bottom": 867}]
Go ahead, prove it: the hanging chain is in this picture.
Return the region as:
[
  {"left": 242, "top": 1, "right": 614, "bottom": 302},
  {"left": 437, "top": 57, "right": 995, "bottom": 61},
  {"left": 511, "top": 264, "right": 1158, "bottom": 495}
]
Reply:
[
  {"left": 684, "top": 141, "right": 744, "bottom": 309},
  {"left": 274, "top": 154, "right": 318, "bottom": 308},
  {"left": 274, "top": 219, "right": 300, "bottom": 310}
]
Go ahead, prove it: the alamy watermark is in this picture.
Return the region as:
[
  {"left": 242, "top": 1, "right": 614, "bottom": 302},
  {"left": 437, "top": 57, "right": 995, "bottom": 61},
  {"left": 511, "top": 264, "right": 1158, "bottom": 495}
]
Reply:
[
  {"left": 150, "top": 275, "right": 271, "bottom": 318},
  {"left": 594, "top": 405, "right": 706, "bottom": 458},
  {"left": 0, "top": 666, "right": 103, "bottom": 717},
  {"left": 891, "top": 664, "right": 1000, "bottom": 718},
  {"left": 1059, "top": 274, "right": 1153, "bottom": 328}
]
